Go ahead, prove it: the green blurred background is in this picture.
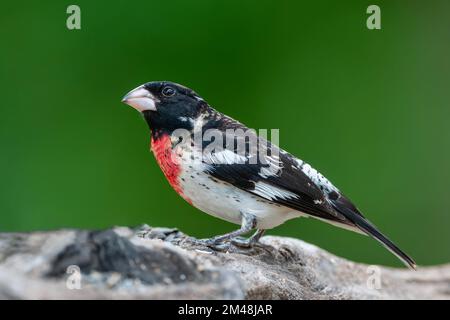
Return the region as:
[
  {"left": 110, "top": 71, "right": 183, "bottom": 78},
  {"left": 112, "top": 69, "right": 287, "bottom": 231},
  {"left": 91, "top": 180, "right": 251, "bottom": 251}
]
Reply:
[{"left": 0, "top": 1, "right": 449, "bottom": 268}]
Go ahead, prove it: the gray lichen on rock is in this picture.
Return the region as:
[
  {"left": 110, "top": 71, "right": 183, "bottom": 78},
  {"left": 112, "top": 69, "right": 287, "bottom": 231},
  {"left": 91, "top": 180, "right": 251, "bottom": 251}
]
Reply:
[{"left": 0, "top": 225, "right": 448, "bottom": 299}]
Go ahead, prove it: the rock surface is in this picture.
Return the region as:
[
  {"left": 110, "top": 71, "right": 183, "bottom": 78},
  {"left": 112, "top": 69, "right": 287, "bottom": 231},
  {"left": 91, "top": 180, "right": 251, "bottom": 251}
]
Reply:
[{"left": 0, "top": 225, "right": 448, "bottom": 299}]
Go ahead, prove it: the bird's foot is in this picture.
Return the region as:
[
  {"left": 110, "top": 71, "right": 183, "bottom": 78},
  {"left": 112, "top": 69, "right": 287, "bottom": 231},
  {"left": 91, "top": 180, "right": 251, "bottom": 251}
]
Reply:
[
  {"left": 230, "top": 236, "right": 254, "bottom": 248},
  {"left": 188, "top": 237, "right": 231, "bottom": 251},
  {"left": 230, "top": 230, "right": 266, "bottom": 248},
  {"left": 204, "top": 237, "right": 233, "bottom": 251},
  {"left": 187, "top": 236, "right": 269, "bottom": 255},
  {"left": 205, "top": 236, "right": 258, "bottom": 251}
]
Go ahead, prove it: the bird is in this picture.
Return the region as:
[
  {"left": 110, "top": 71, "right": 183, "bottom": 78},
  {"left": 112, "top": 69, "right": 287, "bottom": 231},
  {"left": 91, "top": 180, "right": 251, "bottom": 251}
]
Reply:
[{"left": 122, "top": 81, "right": 416, "bottom": 270}]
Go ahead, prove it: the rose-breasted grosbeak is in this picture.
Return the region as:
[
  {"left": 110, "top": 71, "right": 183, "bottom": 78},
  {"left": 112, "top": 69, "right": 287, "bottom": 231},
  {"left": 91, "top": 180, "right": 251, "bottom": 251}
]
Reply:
[{"left": 122, "top": 81, "right": 416, "bottom": 269}]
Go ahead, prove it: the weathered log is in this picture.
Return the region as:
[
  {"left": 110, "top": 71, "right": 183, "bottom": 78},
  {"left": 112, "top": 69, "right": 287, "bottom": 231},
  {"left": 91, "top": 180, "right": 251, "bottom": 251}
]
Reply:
[{"left": 0, "top": 226, "right": 448, "bottom": 299}]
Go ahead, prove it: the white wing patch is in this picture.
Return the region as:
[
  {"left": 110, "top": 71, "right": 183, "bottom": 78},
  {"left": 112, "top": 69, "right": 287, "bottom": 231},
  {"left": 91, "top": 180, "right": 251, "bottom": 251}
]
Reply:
[
  {"left": 300, "top": 163, "right": 339, "bottom": 194},
  {"left": 253, "top": 181, "right": 298, "bottom": 201},
  {"left": 259, "top": 154, "right": 283, "bottom": 178},
  {"left": 204, "top": 149, "right": 247, "bottom": 165},
  {"left": 294, "top": 158, "right": 304, "bottom": 167}
]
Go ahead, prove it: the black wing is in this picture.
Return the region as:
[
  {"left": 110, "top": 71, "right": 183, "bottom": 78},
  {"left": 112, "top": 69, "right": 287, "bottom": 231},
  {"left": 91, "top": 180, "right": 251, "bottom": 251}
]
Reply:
[
  {"left": 200, "top": 113, "right": 416, "bottom": 269},
  {"left": 200, "top": 117, "right": 354, "bottom": 227}
]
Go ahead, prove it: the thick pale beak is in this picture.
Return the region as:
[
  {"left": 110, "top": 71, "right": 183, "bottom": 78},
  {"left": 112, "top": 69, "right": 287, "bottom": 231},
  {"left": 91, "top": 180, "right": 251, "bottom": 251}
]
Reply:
[{"left": 121, "top": 85, "right": 157, "bottom": 112}]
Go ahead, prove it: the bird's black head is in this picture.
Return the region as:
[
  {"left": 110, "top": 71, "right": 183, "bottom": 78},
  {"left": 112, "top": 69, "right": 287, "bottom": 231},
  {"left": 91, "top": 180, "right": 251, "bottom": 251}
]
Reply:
[{"left": 122, "top": 81, "right": 208, "bottom": 134}]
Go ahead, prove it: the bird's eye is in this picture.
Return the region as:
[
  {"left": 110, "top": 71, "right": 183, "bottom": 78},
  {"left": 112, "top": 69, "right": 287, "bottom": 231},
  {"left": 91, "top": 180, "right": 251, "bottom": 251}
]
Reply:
[{"left": 161, "top": 86, "right": 176, "bottom": 97}]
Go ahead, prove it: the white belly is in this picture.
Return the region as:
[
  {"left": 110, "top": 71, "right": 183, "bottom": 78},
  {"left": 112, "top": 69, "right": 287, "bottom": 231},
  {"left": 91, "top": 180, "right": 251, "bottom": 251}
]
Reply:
[{"left": 178, "top": 165, "right": 302, "bottom": 229}]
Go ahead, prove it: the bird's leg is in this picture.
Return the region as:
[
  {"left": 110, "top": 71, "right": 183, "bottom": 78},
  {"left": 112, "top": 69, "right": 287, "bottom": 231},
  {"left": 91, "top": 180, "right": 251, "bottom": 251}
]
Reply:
[
  {"left": 231, "top": 229, "right": 266, "bottom": 248},
  {"left": 201, "top": 212, "right": 257, "bottom": 249}
]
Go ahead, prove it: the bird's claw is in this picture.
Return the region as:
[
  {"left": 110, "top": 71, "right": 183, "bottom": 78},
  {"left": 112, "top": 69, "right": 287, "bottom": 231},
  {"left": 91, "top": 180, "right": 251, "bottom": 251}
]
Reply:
[
  {"left": 230, "top": 237, "right": 253, "bottom": 248},
  {"left": 188, "top": 235, "right": 259, "bottom": 252},
  {"left": 186, "top": 237, "right": 229, "bottom": 251},
  {"left": 202, "top": 237, "right": 231, "bottom": 251}
]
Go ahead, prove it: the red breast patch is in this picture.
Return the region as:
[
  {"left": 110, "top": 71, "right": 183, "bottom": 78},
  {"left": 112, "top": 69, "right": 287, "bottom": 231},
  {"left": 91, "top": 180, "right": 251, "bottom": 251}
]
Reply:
[{"left": 151, "top": 134, "right": 191, "bottom": 203}]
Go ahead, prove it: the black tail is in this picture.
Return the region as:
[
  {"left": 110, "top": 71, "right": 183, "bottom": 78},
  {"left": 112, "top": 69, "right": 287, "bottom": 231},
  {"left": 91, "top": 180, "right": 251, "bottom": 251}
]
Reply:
[{"left": 331, "top": 202, "right": 417, "bottom": 270}]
